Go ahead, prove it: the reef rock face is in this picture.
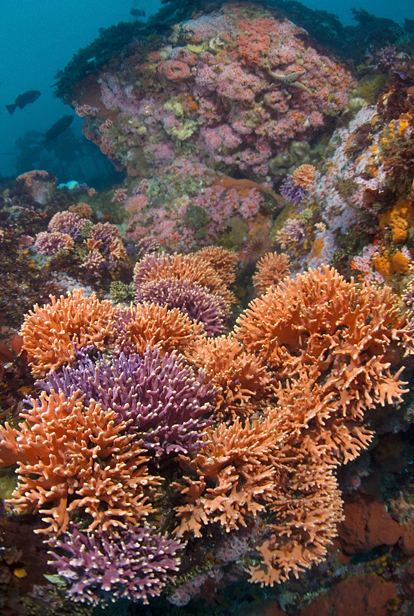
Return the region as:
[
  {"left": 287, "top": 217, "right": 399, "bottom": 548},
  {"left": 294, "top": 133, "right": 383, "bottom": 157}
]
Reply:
[{"left": 74, "top": 3, "right": 355, "bottom": 181}]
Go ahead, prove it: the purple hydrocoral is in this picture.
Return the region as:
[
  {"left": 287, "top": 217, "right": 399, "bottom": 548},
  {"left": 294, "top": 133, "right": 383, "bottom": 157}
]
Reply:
[
  {"left": 48, "top": 523, "right": 182, "bottom": 605},
  {"left": 280, "top": 176, "right": 306, "bottom": 206},
  {"left": 135, "top": 279, "right": 229, "bottom": 336},
  {"left": 34, "top": 231, "right": 74, "bottom": 255},
  {"left": 37, "top": 347, "right": 216, "bottom": 457},
  {"left": 48, "top": 211, "right": 87, "bottom": 240},
  {"left": 88, "top": 222, "right": 122, "bottom": 254}
]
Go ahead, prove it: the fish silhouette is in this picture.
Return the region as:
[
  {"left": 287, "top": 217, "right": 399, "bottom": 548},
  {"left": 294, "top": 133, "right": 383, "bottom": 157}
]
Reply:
[{"left": 5, "top": 90, "right": 41, "bottom": 115}]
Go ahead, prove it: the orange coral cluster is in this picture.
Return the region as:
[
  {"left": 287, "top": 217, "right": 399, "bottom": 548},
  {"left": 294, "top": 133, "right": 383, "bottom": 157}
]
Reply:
[
  {"left": 174, "top": 266, "right": 413, "bottom": 584},
  {"left": 188, "top": 334, "right": 272, "bottom": 420},
  {"left": 4, "top": 264, "right": 413, "bottom": 589},
  {"left": 133, "top": 251, "right": 236, "bottom": 305},
  {"left": 174, "top": 402, "right": 345, "bottom": 584},
  {"left": 252, "top": 251, "right": 290, "bottom": 295},
  {"left": 20, "top": 290, "right": 116, "bottom": 377},
  {"left": 114, "top": 302, "right": 204, "bottom": 357},
  {"left": 16, "top": 169, "right": 50, "bottom": 187},
  {"left": 236, "top": 266, "right": 412, "bottom": 463},
  {"left": 69, "top": 202, "right": 93, "bottom": 219},
  {"left": 193, "top": 246, "right": 237, "bottom": 287},
  {"left": 0, "top": 390, "right": 158, "bottom": 535},
  {"left": 291, "top": 164, "right": 316, "bottom": 190}
]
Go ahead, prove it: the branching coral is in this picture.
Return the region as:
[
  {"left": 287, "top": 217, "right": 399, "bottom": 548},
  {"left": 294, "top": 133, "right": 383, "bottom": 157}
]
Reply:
[
  {"left": 34, "top": 231, "right": 75, "bottom": 256},
  {"left": 20, "top": 290, "right": 116, "bottom": 377},
  {"left": 236, "top": 266, "right": 413, "bottom": 462},
  {"left": 187, "top": 335, "right": 272, "bottom": 421},
  {"left": 7, "top": 262, "right": 414, "bottom": 598},
  {"left": 113, "top": 302, "right": 204, "bottom": 357},
  {"left": 249, "top": 457, "right": 344, "bottom": 585},
  {"left": 291, "top": 164, "right": 316, "bottom": 190},
  {"left": 252, "top": 252, "right": 291, "bottom": 296},
  {"left": 173, "top": 413, "right": 281, "bottom": 537},
  {"left": 48, "top": 211, "right": 87, "bottom": 239},
  {"left": 48, "top": 523, "right": 182, "bottom": 605},
  {"left": 135, "top": 279, "right": 229, "bottom": 337},
  {"left": 0, "top": 390, "right": 158, "bottom": 535},
  {"left": 193, "top": 246, "right": 237, "bottom": 287},
  {"left": 173, "top": 403, "right": 344, "bottom": 584},
  {"left": 133, "top": 253, "right": 235, "bottom": 305},
  {"left": 38, "top": 348, "right": 216, "bottom": 458}
]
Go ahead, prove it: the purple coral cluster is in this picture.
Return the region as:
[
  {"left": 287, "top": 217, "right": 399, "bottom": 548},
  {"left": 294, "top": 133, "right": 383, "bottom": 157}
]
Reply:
[
  {"left": 48, "top": 211, "right": 87, "bottom": 240},
  {"left": 33, "top": 208, "right": 128, "bottom": 274},
  {"left": 34, "top": 231, "right": 74, "bottom": 255},
  {"left": 37, "top": 347, "right": 216, "bottom": 457},
  {"left": 280, "top": 176, "right": 307, "bottom": 206},
  {"left": 87, "top": 222, "right": 122, "bottom": 254},
  {"left": 48, "top": 523, "right": 182, "bottom": 605}
]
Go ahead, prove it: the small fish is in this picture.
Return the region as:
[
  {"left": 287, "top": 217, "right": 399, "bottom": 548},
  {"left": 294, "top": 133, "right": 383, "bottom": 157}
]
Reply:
[
  {"left": 130, "top": 8, "right": 146, "bottom": 17},
  {"left": 5, "top": 90, "right": 41, "bottom": 115},
  {"left": 44, "top": 115, "right": 74, "bottom": 142}
]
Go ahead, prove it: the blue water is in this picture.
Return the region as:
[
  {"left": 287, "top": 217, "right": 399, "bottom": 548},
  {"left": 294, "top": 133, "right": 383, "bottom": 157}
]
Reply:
[{"left": 0, "top": 0, "right": 413, "bottom": 180}]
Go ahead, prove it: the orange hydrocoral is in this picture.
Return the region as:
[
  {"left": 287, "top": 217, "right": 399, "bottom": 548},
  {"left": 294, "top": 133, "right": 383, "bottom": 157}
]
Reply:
[
  {"left": 108, "top": 236, "right": 128, "bottom": 260},
  {"left": 174, "top": 405, "right": 344, "bottom": 582},
  {"left": 194, "top": 246, "right": 237, "bottom": 287},
  {"left": 0, "top": 390, "right": 158, "bottom": 535},
  {"left": 250, "top": 458, "right": 344, "bottom": 585},
  {"left": 20, "top": 289, "right": 115, "bottom": 377},
  {"left": 271, "top": 364, "right": 375, "bottom": 464},
  {"left": 69, "top": 202, "right": 93, "bottom": 218},
  {"left": 291, "top": 164, "right": 316, "bottom": 190},
  {"left": 133, "top": 253, "right": 235, "bottom": 305},
  {"left": 188, "top": 335, "right": 272, "bottom": 420},
  {"left": 114, "top": 302, "right": 204, "bottom": 357},
  {"left": 16, "top": 169, "right": 49, "bottom": 186},
  {"left": 252, "top": 252, "right": 290, "bottom": 296},
  {"left": 236, "top": 266, "right": 412, "bottom": 462},
  {"left": 173, "top": 413, "right": 281, "bottom": 537}
]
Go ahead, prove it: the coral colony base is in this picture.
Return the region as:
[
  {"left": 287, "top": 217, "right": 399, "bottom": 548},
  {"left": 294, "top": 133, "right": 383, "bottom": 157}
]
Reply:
[{"left": 2, "top": 1, "right": 414, "bottom": 615}]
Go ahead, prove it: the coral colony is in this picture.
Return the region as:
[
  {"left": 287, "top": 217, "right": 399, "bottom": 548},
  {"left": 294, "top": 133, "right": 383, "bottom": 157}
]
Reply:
[{"left": 2, "top": 2, "right": 414, "bottom": 615}]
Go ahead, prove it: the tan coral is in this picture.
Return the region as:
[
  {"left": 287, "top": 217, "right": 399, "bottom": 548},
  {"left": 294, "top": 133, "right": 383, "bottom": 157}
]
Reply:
[
  {"left": 114, "top": 302, "right": 204, "bottom": 357},
  {"left": 291, "top": 164, "right": 316, "bottom": 190},
  {"left": 133, "top": 253, "right": 235, "bottom": 305},
  {"left": 69, "top": 202, "right": 93, "bottom": 219},
  {"left": 252, "top": 252, "right": 290, "bottom": 296},
  {"left": 20, "top": 290, "right": 116, "bottom": 377},
  {"left": 109, "top": 236, "right": 128, "bottom": 260},
  {"left": 194, "top": 246, "right": 237, "bottom": 286}
]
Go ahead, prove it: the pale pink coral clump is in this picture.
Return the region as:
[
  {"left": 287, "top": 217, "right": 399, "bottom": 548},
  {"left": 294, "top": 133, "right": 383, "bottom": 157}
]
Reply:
[{"left": 125, "top": 194, "right": 150, "bottom": 213}]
